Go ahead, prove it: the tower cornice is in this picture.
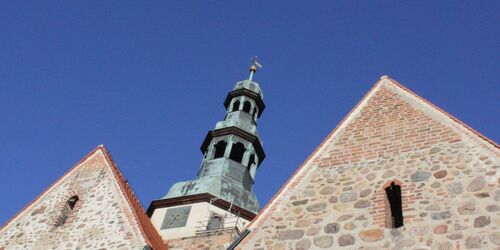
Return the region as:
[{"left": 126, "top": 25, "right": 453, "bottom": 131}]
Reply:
[
  {"left": 224, "top": 88, "right": 265, "bottom": 117},
  {"left": 200, "top": 126, "right": 266, "bottom": 163},
  {"left": 147, "top": 193, "right": 257, "bottom": 221}
]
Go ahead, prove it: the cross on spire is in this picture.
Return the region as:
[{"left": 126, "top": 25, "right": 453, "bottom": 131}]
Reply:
[{"left": 249, "top": 56, "right": 262, "bottom": 81}]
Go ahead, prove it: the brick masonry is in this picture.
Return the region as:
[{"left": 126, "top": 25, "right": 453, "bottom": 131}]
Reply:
[
  {"left": 0, "top": 146, "right": 165, "bottom": 249},
  {"left": 238, "top": 77, "right": 500, "bottom": 249}
]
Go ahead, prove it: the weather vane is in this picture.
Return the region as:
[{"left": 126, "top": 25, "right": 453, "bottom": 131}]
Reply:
[{"left": 248, "top": 56, "right": 262, "bottom": 81}]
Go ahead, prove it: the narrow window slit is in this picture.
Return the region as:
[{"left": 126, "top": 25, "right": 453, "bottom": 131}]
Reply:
[
  {"left": 385, "top": 182, "right": 403, "bottom": 228},
  {"left": 68, "top": 196, "right": 79, "bottom": 209},
  {"left": 55, "top": 195, "right": 79, "bottom": 227}
]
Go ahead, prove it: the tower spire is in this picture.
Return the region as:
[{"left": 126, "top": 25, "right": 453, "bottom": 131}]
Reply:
[
  {"left": 148, "top": 63, "right": 267, "bottom": 246},
  {"left": 248, "top": 56, "right": 262, "bottom": 81}
]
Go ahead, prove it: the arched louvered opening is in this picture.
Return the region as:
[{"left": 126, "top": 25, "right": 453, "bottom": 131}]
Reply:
[
  {"left": 229, "top": 142, "right": 245, "bottom": 163},
  {"left": 242, "top": 101, "right": 251, "bottom": 113},
  {"left": 213, "top": 141, "right": 227, "bottom": 159},
  {"left": 385, "top": 182, "right": 404, "bottom": 228},
  {"left": 206, "top": 214, "right": 224, "bottom": 231},
  {"left": 247, "top": 154, "right": 255, "bottom": 168},
  {"left": 232, "top": 101, "right": 240, "bottom": 112}
]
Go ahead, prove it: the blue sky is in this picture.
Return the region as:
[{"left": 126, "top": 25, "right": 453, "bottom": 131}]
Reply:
[{"left": 0, "top": 1, "right": 498, "bottom": 225}]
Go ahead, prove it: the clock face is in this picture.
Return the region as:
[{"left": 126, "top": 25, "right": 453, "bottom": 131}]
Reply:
[{"left": 161, "top": 206, "right": 192, "bottom": 229}]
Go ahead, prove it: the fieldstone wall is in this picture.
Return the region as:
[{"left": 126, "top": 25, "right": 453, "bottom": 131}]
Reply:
[
  {"left": 0, "top": 148, "right": 150, "bottom": 249},
  {"left": 167, "top": 229, "right": 235, "bottom": 249},
  {"left": 239, "top": 79, "right": 499, "bottom": 249}
]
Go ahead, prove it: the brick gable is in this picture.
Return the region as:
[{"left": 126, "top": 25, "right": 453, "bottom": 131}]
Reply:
[{"left": 238, "top": 77, "right": 499, "bottom": 249}]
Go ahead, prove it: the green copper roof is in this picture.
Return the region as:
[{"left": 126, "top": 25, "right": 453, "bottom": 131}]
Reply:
[
  {"left": 233, "top": 80, "right": 263, "bottom": 99},
  {"left": 164, "top": 79, "right": 266, "bottom": 214}
]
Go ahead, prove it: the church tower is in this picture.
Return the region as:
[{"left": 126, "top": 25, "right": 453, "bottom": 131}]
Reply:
[{"left": 148, "top": 60, "right": 266, "bottom": 249}]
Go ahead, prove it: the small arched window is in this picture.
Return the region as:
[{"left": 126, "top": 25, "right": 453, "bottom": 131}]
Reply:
[
  {"left": 206, "top": 214, "right": 224, "bottom": 231},
  {"left": 229, "top": 142, "right": 245, "bottom": 163},
  {"left": 55, "top": 195, "right": 79, "bottom": 227},
  {"left": 243, "top": 101, "right": 251, "bottom": 113},
  {"left": 68, "top": 196, "right": 79, "bottom": 209},
  {"left": 253, "top": 107, "right": 258, "bottom": 116},
  {"left": 213, "top": 141, "right": 227, "bottom": 159},
  {"left": 385, "top": 182, "right": 403, "bottom": 228},
  {"left": 232, "top": 101, "right": 240, "bottom": 112}
]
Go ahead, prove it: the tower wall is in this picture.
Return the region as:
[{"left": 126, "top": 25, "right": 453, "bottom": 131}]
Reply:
[
  {"left": 166, "top": 230, "right": 235, "bottom": 250},
  {"left": 150, "top": 202, "right": 250, "bottom": 240}
]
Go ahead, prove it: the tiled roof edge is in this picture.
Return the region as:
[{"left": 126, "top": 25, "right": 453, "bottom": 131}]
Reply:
[{"left": 100, "top": 146, "right": 167, "bottom": 250}]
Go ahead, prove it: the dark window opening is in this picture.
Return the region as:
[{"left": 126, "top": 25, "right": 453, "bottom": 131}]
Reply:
[
  {"left": 206, "top": 214, "right": 224, "bottom": 231},
  {"left": 242, "top": 101, "right": 251, "bottom": 113},
  {"left": 55, "top": 196, "right": 79, "bottom": 227},
  {"left": 68, "top": 196, "right": 79, "bottom": 209},
  {"left": 229, "top": 142, "right": 245, "bottom": 163},
  {"left": 385, "top": 182, "right": 404, "bottom": 228},
  {"left": 232, "top": 101, "right": 240, "bottom": 112},
  {"left": 213, "top": 141, "right": 227, "bottom": 159},
  {"left": 253, "top": 107, "right": 258, "bottom": 116},
  {"left": 247, "top": 154, "right": 255, "bottom": 168}
]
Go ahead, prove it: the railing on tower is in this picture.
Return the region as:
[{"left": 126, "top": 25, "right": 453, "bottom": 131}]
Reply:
[{"left": 194, "top": 198, "right": 246, "bottom": 239}]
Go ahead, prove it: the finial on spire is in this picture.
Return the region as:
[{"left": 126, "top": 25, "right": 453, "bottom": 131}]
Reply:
[{"left": 249, "top": 56, "right": 262, "bottom": 81}]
